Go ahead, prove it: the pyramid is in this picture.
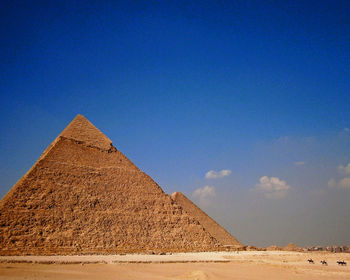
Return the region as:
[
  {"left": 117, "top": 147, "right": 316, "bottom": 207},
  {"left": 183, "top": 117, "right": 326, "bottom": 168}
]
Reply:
[
  {"left": 0, "top": 115, "right": 221, "bottom": 255},
  {"left": 283, "top": 243, "right": 302, "bottom": 252},
  {"left": 171, "top": 192, "right": 241, "bottom": 247}
]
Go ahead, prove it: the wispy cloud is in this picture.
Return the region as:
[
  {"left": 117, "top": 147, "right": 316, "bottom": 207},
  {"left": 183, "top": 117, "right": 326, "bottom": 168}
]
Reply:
[
  {"left": 338, "top": 163, "right": 350, "bottom": 174},
  {"left": 254, "top": 176, "right": 291, "bottom": 199},
  {"left": 193, "top": 186, "right": 216, "bottom": 205},
  {"left": 328, "top": 163, "right": 350, "bottom": 190},
  {"left": 329, "top": 178, "right": 350, "bottom": 190},
  {"left": 339, "top": 178, "right": 350, "bottom": 189},
  {"left": 294, "top": 161, "right": 305, "bottom": 166},
  {"left": 205, "top": 169, "right": 231, "bottom": 179},
  {"left": 328, "top": 178, "right": 337, "bottom": 188}
]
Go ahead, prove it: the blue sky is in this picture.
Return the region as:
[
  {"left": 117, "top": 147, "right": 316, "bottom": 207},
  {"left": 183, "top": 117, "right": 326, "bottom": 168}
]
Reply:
[{"left": 1, "top": 1, "right": 349, "bottom": 247}]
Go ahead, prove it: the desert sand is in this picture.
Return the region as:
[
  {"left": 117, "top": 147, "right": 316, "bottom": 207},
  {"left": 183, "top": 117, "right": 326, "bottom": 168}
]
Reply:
[{"left": 0, "top": 251, "right": 349, "bottom": 279}]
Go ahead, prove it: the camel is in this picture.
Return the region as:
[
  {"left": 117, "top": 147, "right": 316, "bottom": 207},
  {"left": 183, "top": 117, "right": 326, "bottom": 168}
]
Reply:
[{"left": 337, "top": 260, "right": 347, "bottom": 266}]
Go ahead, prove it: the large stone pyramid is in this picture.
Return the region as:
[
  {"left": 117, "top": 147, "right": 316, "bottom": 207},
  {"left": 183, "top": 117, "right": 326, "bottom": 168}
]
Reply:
[
  {"left": 0, "top": 115, "right": 239, "bottom": 255},
  {"left": 171, "top": 192, "right": 241, "bottom": 247}
]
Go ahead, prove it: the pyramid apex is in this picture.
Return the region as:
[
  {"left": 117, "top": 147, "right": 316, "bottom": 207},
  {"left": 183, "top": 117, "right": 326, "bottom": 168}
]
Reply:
[
  {"left": 75, "top": 113, "right": 86, "bottom": 118},
  {"left": 59, "top": 114, "right": 112, "bottom": 150},
  {"left": 71, "top": 114, "right": 88, "bottom": 121}
]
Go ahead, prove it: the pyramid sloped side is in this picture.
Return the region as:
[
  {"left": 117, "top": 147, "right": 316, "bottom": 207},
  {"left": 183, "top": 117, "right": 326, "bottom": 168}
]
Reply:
[
  {"left": 59, "top": 114, "right": 112, "bottom": 151},
  {"left": 171, "top": 192, "right": 242, "bottom": 246},
  {"left": 0, "top": 137, "right": 218, "bottom": 255}
]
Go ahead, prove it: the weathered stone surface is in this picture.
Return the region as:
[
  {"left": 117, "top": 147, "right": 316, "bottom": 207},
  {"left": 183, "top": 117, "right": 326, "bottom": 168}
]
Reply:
[
  {"left": 171, "top": 192, "right": 241, "bottom": 246},
  {"left": 59, "top": 114, "right": 112, "bottom": 151},
  {"left": 0, "top": 115, "right": 219, "bottom": 255}
]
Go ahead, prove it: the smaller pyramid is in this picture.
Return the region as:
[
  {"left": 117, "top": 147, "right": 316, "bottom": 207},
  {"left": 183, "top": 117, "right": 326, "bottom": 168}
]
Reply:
[
  {"left": 283, "top": 243, "right": 302, "bottom": 252},
  {"left": 171, "top": 192, "right": 241, "bottom": 246}
]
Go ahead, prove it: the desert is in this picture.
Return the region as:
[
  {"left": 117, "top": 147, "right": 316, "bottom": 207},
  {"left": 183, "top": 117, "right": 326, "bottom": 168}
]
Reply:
[{"left": 0, "top": 251, "right": 349, "bottom": 280}]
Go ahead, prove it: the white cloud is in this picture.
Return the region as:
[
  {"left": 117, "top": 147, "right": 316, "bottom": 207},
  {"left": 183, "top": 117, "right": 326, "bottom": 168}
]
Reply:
[
  {"left": 193, "top": 186, "right": 216, "bottom": 205},
  {"left": 338, "top": 163, "right": 350, "bottom": 174},
  {"left": 338, "top": 178, "right": 350, "bottom": 189},
  {"left": 328, "top": 178, "right": 337, "bottom": 188},
  {"left": 205, "top": 169, "right": 231, "bottom": 179},
  {"left": 328, "top": 177, "right": 350, "bottom": 190},
  {"left": 254, "top": 176, "right": 291, "bottom": 199},
  {"left": 294, "top": 161, "right": 305, "bottom": 166}
]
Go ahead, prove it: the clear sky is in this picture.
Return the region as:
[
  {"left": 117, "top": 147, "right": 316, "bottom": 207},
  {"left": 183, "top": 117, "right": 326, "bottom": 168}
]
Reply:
[{"left": 1, "top": 1, "right": 349, "bottom": 247}]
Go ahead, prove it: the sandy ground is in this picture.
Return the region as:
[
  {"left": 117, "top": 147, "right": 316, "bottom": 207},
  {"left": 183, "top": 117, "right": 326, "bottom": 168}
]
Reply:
[{"left": 0, "top": 251, "right": 349, "bottom": 279}]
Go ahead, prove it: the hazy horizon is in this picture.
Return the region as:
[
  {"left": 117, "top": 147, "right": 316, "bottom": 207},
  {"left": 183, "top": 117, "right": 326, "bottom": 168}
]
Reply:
[{"left": 1, "top": 1, "right": 349, "bottom": 247}]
